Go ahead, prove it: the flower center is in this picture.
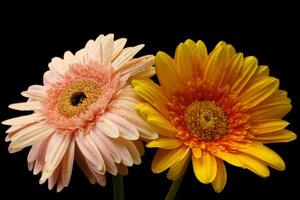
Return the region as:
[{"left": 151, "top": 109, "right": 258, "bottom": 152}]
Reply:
[
  {"left": 57, "top": 79, "right": 101, "bottom": 117},
  {"left": 184, "top": 101, "right": 229, "bottom": 140}
]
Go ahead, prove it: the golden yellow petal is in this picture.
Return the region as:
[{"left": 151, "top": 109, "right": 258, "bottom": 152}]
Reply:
[
  {"left": 231, "top": 56, "right": 258, "bottom": 94},
  {"left": 155, "top": 51, "right": 180, "bottom": 93},
  {"left": 212, "top": 150, "right": 243, "bottom": 167},
  {"left": 238, "top": 142, "right": 285, "bottom": 171},
  {"left": 221, "top": 53, "right": 243, "bottom": 87},
  {"left": 252, "top": 65, "right": 270, "bottom": 79},
  {"left": 136, "top": 103, "right": 177, "bottom": 137},
  {"left": 152, "top": 146, "right": 190, "bottom": 173},
  {"left": 175, "top": 43, "right": 194, "bottom": 80},
  {"left": 184, "top": 39, "right": 197, "bottom": 52},
  {"left": 239, "top": 77, "right": 279, "bottom": 109},
  {"left": 253, "top": 119, "right": 289, "bottom": 134},
  {"left": 146, "top": 137, "right": 183, "bottom": 149},
  {"left": 193, "top": 40, "right": 208, "bottom": 77},
  {"left": 254, "top": 129, "right": 297, "bottom": 143},
  {"left": 132, "top": 79, "right": 169, "bottom": 116},
  {"left": 192, "top": 151, "right": 217, "bottom": 184},
  {"left": 234, "top": 153, "right": 270, "bottom": 177},
  {"left": 192, "top": 147, "right": 202, "bottom": 158},
  {"left": 203, "top": 41, "right": 227, "bottom": 83},
  {"left": 167, "top": 150, "right": 191, "bottom": 181},
  {"left": 250, "top": 90, "right": 291, "bottom": 119},
  {"left": 212, "top": 158, "right": 227, "bottom": 193}
]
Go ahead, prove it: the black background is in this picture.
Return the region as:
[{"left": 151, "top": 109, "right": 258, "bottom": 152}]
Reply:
[{"left": 0, "top": 1, "right": 299, "bottom": 199}]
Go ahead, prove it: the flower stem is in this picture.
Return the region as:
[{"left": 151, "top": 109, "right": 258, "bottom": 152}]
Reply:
[
  {"left": 112, "top": 174, "right": 124, "bottom": 200},
  {"left": 165, "top": 175, "right": 185, "bottom": 200}
]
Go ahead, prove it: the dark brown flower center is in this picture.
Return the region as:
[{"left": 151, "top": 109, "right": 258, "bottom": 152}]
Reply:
[
  {"left": 57, "top": 79, "right": 101, "bottom": 117},
  {"left": 184, "top": 101, "right": 229, "bottom": 140}
]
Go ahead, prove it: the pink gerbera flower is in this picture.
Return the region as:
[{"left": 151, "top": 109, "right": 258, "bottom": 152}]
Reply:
[{"left": 2, "top": 34, "right": 158, "bottom": 192}]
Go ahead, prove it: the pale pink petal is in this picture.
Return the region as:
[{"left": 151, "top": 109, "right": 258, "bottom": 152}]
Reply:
[
  {"left": 112, "top": 44, "right": 144, "bottom": 70},
  {"left": 90, "top": 130, "right": 118, "bottom": 175},
  {"left": 61, "top": 138, "right": 75, "bottom": 187},
  {"left": 8, "top": 124, "right": 54, "bottom": 153},
  {"left": 103, "top": 112, "right": 139, "bottom": 140},
  {"left": 94, "top": 131, "right": 122, "bottom": 163},
  {"left": 48, "top": 164, "right": 61, "bottom": 190},
  {"left": 9, "top": 101, "right": 42, "bottom": 111},
  {"left": 96, "top": 34, "right": 114, "bottom": 65},
  {"left": 40, "top": 133, "right": 72, "bottom": 184},
  {"left": 2, "top": 113, "right": 43, "bottom": 126},
  {"left": 112, "top": 38, "right": 127, "bottom": 61},
  {"left": 75, "top": 133, "right": 105, "bottom": 174},
  {"left": 50, "top": 57, "right": 69, "bottom": 75},
  {"left": 21, "top": 85, "right": 46, "bottom": 100},
  {"left": 75, "top": 147, "right": 96, "bottom": 184},
  {"left": 117, "top": 55, "right": 154, "bottom": 78},
  {"left": 96, "top": 118, "right": 119, "bottom": 138},
  {"left": 121, "top": 139, "right": 141, "bottom": 165}
]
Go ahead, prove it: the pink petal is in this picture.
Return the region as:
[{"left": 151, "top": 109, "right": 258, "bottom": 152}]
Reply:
[
  {"left": 112, "top": 38, "right": 127, "bottom": 61},
  {"left": 112, "top": 45, "right": 144, "bottom": 70},
  {"left": 75, "top": 133, "right": 105, "bottom": 174},
  {"left": 103, "top": 112, "right": 139, "bottom": 140},
  {"left": 40, "top": 133, "right": 72, "bottom": 184},
  {"left": 2, "top": 113, "right": 43, "bottom": 126},
  {"left": 90, "top": 130, "right": 118, "bottom": 175},
  {"left": 96, "top": 118, "right": 119, "bottom": 138},
  {"left": 61, "top": 138, "right": 75, "bottom": 187}
]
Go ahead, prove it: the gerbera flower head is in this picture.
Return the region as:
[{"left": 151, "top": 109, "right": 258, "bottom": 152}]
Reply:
[
  {"left": 132, "top": 39, "right": 297, "bottom": 192},
  {"left": 2, "top": 34, "right": 158, "bottom": 192}
]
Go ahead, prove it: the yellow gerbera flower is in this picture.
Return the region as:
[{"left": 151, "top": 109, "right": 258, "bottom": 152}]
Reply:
[{"left": 132, "top": 39, "right": 297, "bottom": 193}]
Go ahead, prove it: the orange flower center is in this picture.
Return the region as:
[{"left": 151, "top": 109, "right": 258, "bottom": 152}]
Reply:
[
  {"left": 57, "top": 79, "right": 101, "bottom": 117},
  {"left": 184, "top": 101, "right": 229, "bottom": 140}
]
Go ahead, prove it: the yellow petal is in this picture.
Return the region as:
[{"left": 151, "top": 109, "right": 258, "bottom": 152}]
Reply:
[
  {"left": 221, "top": 53, "right": 243, "bottom": 87},
  {"left": 155, "top": 51, "right": 180, "bottom": 93},
  {"left": 146, "top": 137, "right": 183, "bottom": 149},
  {"left": 193, "top": 40, "right": 208, "bottom": 77},
  {"left": 231, "top": 56, "right": 258, "bottom": 94},
  {"left": 235, "top": 153, "right": 270, "bottom": 177},
  {"left": 212, "top": 159, "right": 227, "bottom": 193},
  {"left": 254, "top": 129, "right": 297, "bottom": 143},
  {"left": 250, "top": 104, "right": 291, "bottom": 120},
  {"left": 250, "top": 90, "right": 291, "bottom": 119},
  {"left": 238, "top": 142, "right": 285, "bottom": 171},
  {"left": 203, "top": 41, "right": 227, "bottom": 83},
  {"left": 253, "top": 65, "right": 270, "bottom": 79},
  {"left": 192, "top": 147, "right": 202, "bottom": 158},
  {"left": 136, "top": 103, "right": 177, "bottom": 137},
  {"left": 192, "top": 151, "right": 217, "bottom": 184},
  {"left": 132, "top": 79, "right": 169, "bottom": 117},
  {"left": 152, "top": 146, "right": 190, "bottom": 173},
  {"left": 238, "top": 77, "right": 279, "bottom": 109},
  {"left": 212, "top": 150, "right": 243, "bottom": 167},
  {"left": 167, "top": 150, "right": 191, "bottom": 180},
  {"left": 175, "top": 43, "right": 194, "bottom": 79},
  {"left": 253, "top": 119, "right": 289, "bottom": 134},
  {"left": 184, "top": 39, "right": 197, "bottom": 52}
]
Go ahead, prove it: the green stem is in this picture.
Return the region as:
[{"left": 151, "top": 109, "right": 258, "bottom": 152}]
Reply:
[
  {"left": 165, "top": 175, "right": 185, "bottom": 200},
  {"left": 112, "top": 174, "right": 124, "bottom": 200}
]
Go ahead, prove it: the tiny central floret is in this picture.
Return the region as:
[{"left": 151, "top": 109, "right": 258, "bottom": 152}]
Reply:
[
  {"left": 57, "top": 79, "right": 101, "bottom": 117},
  {"left": 184, "top": 101, "right": 229, "bottom": 140}
]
